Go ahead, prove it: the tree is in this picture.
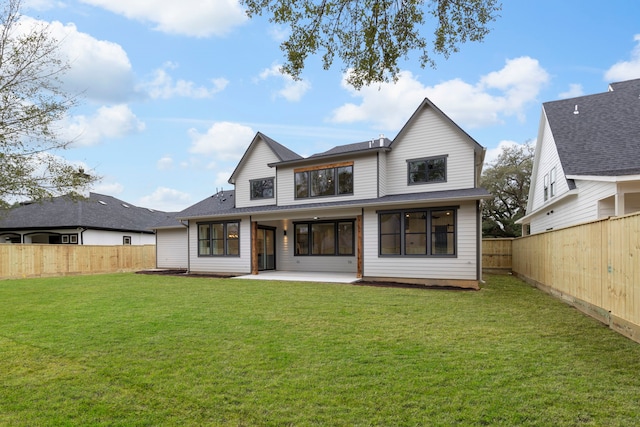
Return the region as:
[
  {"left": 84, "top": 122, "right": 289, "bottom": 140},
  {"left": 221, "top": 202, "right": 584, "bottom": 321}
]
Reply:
[
  {"left": 241, "top": 0, "right": 501, "bottom": 89},
  {"left": 0, "top": 0, "right": 96, "bottom": 206},
  {"left": 481, "top": 142, "right": 534, "bottom": 238}
]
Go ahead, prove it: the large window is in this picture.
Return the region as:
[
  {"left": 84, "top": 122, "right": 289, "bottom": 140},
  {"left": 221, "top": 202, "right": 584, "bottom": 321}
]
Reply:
[
  {"left": 294, "top": 220, "right": 354, "bottom": 256},
  {"left": 198, "top": 221, "right": 240, "bottom": 256},
  {"left": 295, "top": 162, "right": 353, "bottom": 199},
  {"left": 408, "top": 156, "right": 447, "bottom": 185},
  {"left": 250, "top": 178, "right": 274, "bottom": 200},
  {"left": 378, "top": 208, "right": 456, "bottom": 256}
]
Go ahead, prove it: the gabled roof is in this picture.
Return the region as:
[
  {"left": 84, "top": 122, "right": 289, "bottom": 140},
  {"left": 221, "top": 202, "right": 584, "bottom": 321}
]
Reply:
[
  {"left": 309, "top": 137, "right": 392, "bottom": 157},
  {"left": 0, "top": 193, "right": 169, "bottom": 233},
  {"left": 228, "top": 132, "right": 303, "bottom": 184},
  {"left": 177, "top": 190, "right": 236, "bottom": 219},
  {"left": 544, "top": 78, "right": 640, "bottom": 176}
]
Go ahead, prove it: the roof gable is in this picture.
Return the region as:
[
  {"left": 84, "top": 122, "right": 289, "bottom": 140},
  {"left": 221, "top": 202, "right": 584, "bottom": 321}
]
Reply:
[
  {"left": 228, "top": 132, "right": 302, "bottom": 184},
  {"left": 544, "top": 78, "right": 640, "bottom": 177}
]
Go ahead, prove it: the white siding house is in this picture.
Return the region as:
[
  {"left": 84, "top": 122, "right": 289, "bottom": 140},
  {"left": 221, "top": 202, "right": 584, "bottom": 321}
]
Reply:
[
  {"left": 176, "top": 98, "right": 489, "bottom": 289},
  {"left": 518, "top": 78, "right": 640, "bottom": 234}
]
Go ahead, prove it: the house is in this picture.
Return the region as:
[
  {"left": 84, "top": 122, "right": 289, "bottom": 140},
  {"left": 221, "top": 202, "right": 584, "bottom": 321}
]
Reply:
[
  {"left": 517, "top": 78, "right": 640, "bottom": 235},
  {"left": 0, "top": 192, "right": 171, "bottom": 245},
  {"left": 177, "top": 98, "right": 490, "bottom": 289},
  {"left": 150, "top": 213, "right": 189, "bottom": 269}
]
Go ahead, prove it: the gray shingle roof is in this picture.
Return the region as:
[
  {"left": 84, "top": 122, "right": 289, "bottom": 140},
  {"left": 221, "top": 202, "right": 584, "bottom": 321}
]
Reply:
[
  {"left": 310, "top": 137, "right": 392, "bottom": 158},
  {"left": 259, "top": 132, "right": 303, "bottom": 162},
  {"left": 178, "top": 187, "right": 490, "bottom": 220},
  {"left": 544, "top": 78, "right": 640, "bottom": 176},
  {"left": 0, "top": 193, "right": 170, "bottom": 233}
]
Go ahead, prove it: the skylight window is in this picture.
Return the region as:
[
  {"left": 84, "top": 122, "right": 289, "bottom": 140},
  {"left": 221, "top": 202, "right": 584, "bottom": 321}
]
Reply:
[
  {"left": 122, "top": 203, "right": 129, "bottom": 208},
  {"left": 98, "top": 200, "right": 107, "bottom": 205}
]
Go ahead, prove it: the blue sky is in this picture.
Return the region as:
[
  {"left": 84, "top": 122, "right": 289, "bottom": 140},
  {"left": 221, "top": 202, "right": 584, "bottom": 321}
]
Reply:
[{"left": 21, "top": 0, "right": 640, "bottom": 211}]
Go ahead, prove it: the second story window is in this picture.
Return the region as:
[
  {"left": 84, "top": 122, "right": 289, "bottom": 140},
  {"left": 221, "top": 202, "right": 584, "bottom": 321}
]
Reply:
[
  {"left": 407, "top": 155, "right": 447, "bottom": 185},
  {"left": 295, "top": 162, "right": 353, "bottom": 199},
  {"left": 250, "top": 178, "right": 274, "bottom": 200},
  {"left": 549, "top": 167, "right": 556, "bottom": 197}
]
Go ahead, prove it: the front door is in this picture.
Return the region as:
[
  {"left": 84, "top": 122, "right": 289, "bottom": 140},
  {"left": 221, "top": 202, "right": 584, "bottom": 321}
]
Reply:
[{"left": 256, "top": 227, "right": 276, "bottom": 271}]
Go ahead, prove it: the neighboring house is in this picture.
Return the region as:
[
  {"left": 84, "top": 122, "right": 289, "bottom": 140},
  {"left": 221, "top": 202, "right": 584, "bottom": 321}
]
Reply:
[
  {"left": 518, "top": 78, "right": 640, "bottom": 235},
  {"left": 0, "top": 193, "right": 170, "bottom": 245},
  {"left": 176, "top": 98, "right": 489, "bottom": 289}
]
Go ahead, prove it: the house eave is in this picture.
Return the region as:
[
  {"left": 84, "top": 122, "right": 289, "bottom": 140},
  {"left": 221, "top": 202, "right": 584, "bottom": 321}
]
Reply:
[
  {"left": 516, "top": 189, "right": 579, "bottom": 224},
  {"left": 566, "top": 174, "right": 640, "bottom": 182}
]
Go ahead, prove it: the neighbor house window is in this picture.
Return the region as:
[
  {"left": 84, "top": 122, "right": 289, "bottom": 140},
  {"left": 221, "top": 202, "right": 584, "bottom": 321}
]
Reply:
[
  {"left": 60, "top": 234, "right": 78, "bottom": 244},
  {"left": 123, "top": 236, "right": 131, "bottom": 245},
  {"left": 549, "top": 167, "right": 556, "bottom": 197},
  {"left": 294, "top": 220, "right": 354, "bottom": 256},
  {"left": 250, "top": 178, "right": 274, "bottom": 199},
  {"left": 198, "top": 221, "right": 240, "bottom": 256},
  {"left": 408, "top": 156, "right": 447, "bottom": 185},
  {"left": 543, "top": 173, "right": 549, "bottom": 201},
  {"left": 378, "top": 208, "right": 456, "bottom": 256},
  {"left": 294, "top": 162, "right": 353, "bottom": 199}
]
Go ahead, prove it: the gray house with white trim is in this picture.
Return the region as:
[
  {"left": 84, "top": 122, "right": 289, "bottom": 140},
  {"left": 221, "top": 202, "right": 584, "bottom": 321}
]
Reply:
[
  {"left": 176, "top": 98, "right": 489, "bottom": 289},
  {"left": 518, "top": 78, "right": 640, "bottom": 234}
]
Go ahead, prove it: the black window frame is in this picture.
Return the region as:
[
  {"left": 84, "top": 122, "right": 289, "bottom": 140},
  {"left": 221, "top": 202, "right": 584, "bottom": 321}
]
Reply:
[
  {"left": 294, "top": 163, "right": 354, "bottom": 199},
  {"left": 377, "top": 207, "right": 457, "bottom": 257},
  {"left": 197, "top": 220, "right": 241, "bottom": 257},
  {"left": 294, "top": 219, "right": 355, "bottom": 256},
  {"left": 250, "top": 177, "right": 275, "bottom": 200},
  {"left": 407, "top": 155, "right": 447, "bottom": 185}
]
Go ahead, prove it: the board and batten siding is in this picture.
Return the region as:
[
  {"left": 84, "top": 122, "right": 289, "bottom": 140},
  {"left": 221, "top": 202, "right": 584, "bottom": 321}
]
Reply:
[
  {"left": 362, "top": 201, "right": 478, "bottom": 280},
  {"left": 385, "top": 106, "right": 476, "bottom": 195},
  {"left": 234, "top": 139, "right": 280, "bottom": 208},
  {"left": 156, "top": 228, "right": 188, "bottom": 269},
  {"left": 187, "top": 217, "right": 251, "bottom": 274},
  {"left": 276, "top": 155, "right": 379, "bottom": 206}
]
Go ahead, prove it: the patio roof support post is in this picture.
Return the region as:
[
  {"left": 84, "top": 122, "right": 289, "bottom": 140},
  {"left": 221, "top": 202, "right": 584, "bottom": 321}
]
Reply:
[
  {"left": 356, "top": 214, "right": 363, "bottom": 278},
  {"left": 251, "top": 220, "right": 258, "bottom": 275}
]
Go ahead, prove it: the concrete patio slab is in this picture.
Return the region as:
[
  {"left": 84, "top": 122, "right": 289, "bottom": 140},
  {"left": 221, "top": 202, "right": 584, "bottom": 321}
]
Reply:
[{"left": 232, "top": 270, "right": 359, "bottom": 284}]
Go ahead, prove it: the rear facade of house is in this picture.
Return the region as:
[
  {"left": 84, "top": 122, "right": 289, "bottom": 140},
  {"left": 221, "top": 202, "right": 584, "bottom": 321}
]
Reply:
[{"left": 178, "top": 98, "right": 489, "bottom": 289}]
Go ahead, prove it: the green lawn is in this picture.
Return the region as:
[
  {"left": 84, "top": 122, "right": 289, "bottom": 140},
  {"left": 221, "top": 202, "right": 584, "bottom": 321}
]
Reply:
[{"left": 1, "top": 273, "right": 640, "bottom": 426}]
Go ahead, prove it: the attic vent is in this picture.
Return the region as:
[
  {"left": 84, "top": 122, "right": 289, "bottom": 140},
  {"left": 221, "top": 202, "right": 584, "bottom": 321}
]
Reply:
[
  {"left": 573, "top": 104, "right": 579, "bottom": 115},
  {"left": 122, "top": 203, "right": 129, "bottom": 208},
  {"left": 98, "top": 200, "right": 107, "bottom": 205}
]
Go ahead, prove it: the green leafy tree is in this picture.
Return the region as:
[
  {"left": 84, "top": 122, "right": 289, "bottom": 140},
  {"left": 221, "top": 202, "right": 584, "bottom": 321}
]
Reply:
[
  {"left": 241, "top": 0, "right": 501, "bottom": 89},
  {"left": 481, "top": 142, "right": 534, "bottom": 238},
  {"left": 0, "top": 0, "right": 97, "bottom": 206}
]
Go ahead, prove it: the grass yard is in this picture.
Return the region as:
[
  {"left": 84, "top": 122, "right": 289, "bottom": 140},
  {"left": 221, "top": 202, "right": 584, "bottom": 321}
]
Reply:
[{"left": 1, "top": 273, "right": 640, "bottom": 426}]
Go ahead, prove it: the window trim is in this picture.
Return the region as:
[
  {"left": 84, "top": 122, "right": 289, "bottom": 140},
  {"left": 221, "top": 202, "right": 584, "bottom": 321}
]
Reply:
[
  {"left": 543, "top": 173, "right": 549, "bottom": 201},
  {"left": 123, "top": 236, "right": 131, "bottom": 245},
  {"left": 197, "top": 220, "right": 241, "bottom": 257},
  {"left": 249, "top": 177, "right": 275, "bottom": 200},
  {"left": 377, "top": 207, "right": 457, "bottom": 257},
  {"left": 549, "top": 167, "right": 556, "bottom": 198},
  {"left": 294, "top": 219, "right": 355, "bottom": 256},
  {"left": 407, "top": 155, "right": 448, "bottom": 185},
  {"left": 294, "top": 161, "right": 354, "bottom": 199}
]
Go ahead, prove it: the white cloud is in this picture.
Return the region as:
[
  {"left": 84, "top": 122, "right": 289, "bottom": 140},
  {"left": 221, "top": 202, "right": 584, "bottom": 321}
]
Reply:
[
  {"left": 157, "top": 156, "right": 174, "bottom": 170},
  {"left": 330, "top": 56, "right": 550, "bottom": 130},
  {"left": 605, "top": 34, "right": 640, "bottom": 82},
  {"left": 558, "top": 84, "right": 584, "bottom": 99},
  {"left": 139, "top": 63, "right": 229, "bottom": 99},
  {"left": 65, "top": 104, "right": 145, "bottom": 146},
  {"left": 92, "top": 181, "right": 124, "bottom": 196},
  {"left": 256, "top": 64, "right": 311, "bottom": 102},
  {"left": 79, "top": 0, "right": 247, "bottom": 37},
  {"left": 484, "top": 140, "right": 523, "bottom": 166},
  {"left": 138, "top": 187, "right": 192, "bottom": 212},
  {"left": 188, "top": 122, "right": 255, "bottom": 161}
]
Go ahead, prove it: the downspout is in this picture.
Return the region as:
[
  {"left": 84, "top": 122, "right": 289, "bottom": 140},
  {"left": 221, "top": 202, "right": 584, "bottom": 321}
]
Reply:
[
  {"left": 77, "top": 227, "right": 86, "bottom": 245},
  {"left": 180, "top": 220, "right": 190, "bottom": 273}
]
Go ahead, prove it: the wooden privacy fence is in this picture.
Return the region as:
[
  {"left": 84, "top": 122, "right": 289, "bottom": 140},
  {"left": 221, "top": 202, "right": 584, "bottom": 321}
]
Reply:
[
  {"left": 0, "top": 244, "right": 156, "bottom": 279},
  {"left": 512, "top": 212, "right": 640, "bottom": 343},
  {"left": 482, "top": 238, "right": 513, "bottom": 271}
]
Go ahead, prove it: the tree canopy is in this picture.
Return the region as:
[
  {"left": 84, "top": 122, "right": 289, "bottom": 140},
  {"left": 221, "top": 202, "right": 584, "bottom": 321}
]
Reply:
[
  {"left": 241, "top": 0, "right": 502, "bottom": 89},
  {"left": 481, "top": 142, "right": 534, "bottom": 238},
  {"left": 0, "top": 0, "right": 97, "bottom": 206}
]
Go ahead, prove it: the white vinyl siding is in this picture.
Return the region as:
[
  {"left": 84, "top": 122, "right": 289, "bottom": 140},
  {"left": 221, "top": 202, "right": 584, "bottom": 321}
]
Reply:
[
  {"left": 385, "top": 107, "right": 476, "bottom": 195},
  {"left": 362, "top": 201, "right": 478, "bottom": 280},
  {"left": 277, "top": 155, "right": 378, "bottom": 205},
  {"left": 156, "top": 228, "right": 187, "bottom": 269},
  {"left": 235, "top": 140, "right": 280, "bottom": 208},
  {"left": 530, "top": 116, "right": 569, "bottom": 211},
  {"left": 188, "top": 218, "right": 251, "bottom": 274},
  {"left": 78, "top": 230, "right": 156, "bottom": 245}
]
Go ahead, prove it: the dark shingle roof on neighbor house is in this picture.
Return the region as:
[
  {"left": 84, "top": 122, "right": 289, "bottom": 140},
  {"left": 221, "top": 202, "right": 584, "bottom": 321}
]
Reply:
[
  {"left": 0, "top": 193, "right": 171, "bottom": 233},
  {"left": 544, "top": 78, "right": 640, "bottom": 177}
]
